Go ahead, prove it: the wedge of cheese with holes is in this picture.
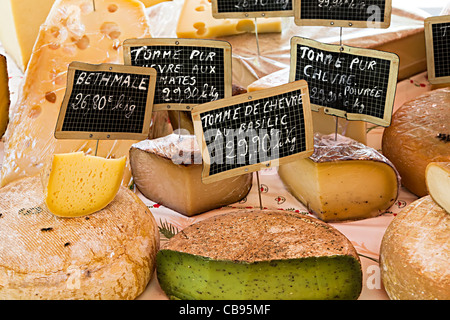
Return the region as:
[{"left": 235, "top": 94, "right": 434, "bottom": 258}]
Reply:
[
  {"left": 247, "top": 68, "right": 367, "bottom": 144},
  {"left": 0, "top": 54, "right": 9, "bottom": 137},
  {"left": 426, "top": 162, "right": 450, "bottom": 214},
  {"left": 0, "top": 0, "right": 55, "bottom": 71},
  {"left": 278, "top": 134, "right": 400, "bottom": 222},
  {"left": 42, "top": 152, "right": 126, "bottom": 217},
  {"left": 0, "top": 0, "right": 159, "bottom": 188},
  {"left": 176, "top": 0, "right": 282, "bottom": 38},
  {"left": 129, "top": 134, "right": 253, "bottom": 216}
]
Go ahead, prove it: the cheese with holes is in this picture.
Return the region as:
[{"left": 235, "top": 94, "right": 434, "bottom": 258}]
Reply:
[
  {"left": 0, "top": 0, "right": 161, "bottom": 188},
  {"left": 129, "top": 134, "right": 253, "bottom": 216},
  {"left": 42, "top": 152, "right": 126, "bottom": 217},
  {"left": 278, "top": 134, "right": 400, "bottom": 222},
  {"left": 426, "top": 162, "right": 450, "bottom": 214},
  {"left": 247, "top": 68, "right": 367, "bottom": 144},
  {"left": 380, "top": 196, "right": 450, "bottom": 300},
  {"left": 0, "top": 0, "right": 55, "bottom": 71},
  {"left": 382, "top": 88, "right": 450, "bottom": 197},
  {"left": 0, "top": 175, "right": 159, "bottom": 300},
  {"left": 176, "top": 0, "right": 282, "bottom": 38},
  {"left": 0, "top": 54, "right": 9, "bottom": 137},
  {"left": 157, "top": 210, "right": 362, "bottom": 300}
]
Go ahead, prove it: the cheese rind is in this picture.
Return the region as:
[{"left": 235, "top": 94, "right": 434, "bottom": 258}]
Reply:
[
  {"left": 0, "top": 54, "right": 9, "bottom": 137},
  {"left": 278, "top": 134, "right": 400, "bottom": 222},
  {"left": 129, "top": 134, "right": 252, "bottom": 216},
  {"left": 43, "top": 152, "right": 126, "bottom": 217},
  {"left": 0, "top": 0, "right": 160, "bottom": 188},
  {"left": 0, "top": 0, "right": 55, "bottom": 71},
  {"left": 0, "top": 175, "right": 159, "bottom": 300},
  {"left": 426, "top": 162, "right": 450, "bottom": 214},
  {"left": 380, "top": 196, "right": 450, "bottom": 300},
  {"left": 157, "top": 210, "right": 362, "bottom": 300},
  {"left": 176, "top": 0, "right": 282, "bottom": 38},
  {"left": 382, "top": 88, "right": 450, "bottom": 197}
]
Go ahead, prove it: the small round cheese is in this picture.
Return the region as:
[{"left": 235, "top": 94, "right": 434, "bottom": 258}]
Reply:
[
  {"left": 0, "top": 176, "right": 159, "bottom": 300},
  {"left": 382, "top": 88, "right": 450, "bottom": 197}
]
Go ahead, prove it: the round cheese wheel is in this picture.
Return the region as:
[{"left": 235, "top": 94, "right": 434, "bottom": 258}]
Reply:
[
  {"left": 0, "top": 176, "right": 159, "bottom": 300},
  {"left": 380, "top": 196, "right": 450, "bottom": 300},
  {"left": 382, "top": 88, "right": 450, "bottom": 197}
]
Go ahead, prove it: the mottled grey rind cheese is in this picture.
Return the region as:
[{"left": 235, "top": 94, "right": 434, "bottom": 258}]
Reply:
[{"left": 157, "top": 210, "right": 363, "bottom": 300}]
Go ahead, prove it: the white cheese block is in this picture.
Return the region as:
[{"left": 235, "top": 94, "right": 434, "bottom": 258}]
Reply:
[
  {"left": 380, "top": 196, "right": 450, "bottom": 300},
  {"left": 278, "top": 134, "right": 400, "bottom": 222},
  {"left": 0, "top": 175, "right": 159, "bottom": 300},
  {"left": 0, "top": 0, "right": 55, "bottom": 71},
  {"left": 426, "top": 162, "right": 450, "bottom": 214},
  {"left": 0, "top": 0, "right": 173, "bottom": 188},
  {"left": 42, "top": 152, "right": 126, "bottom": 218},
  {"left": 129, "top": 134, "right": 253, "bottom": 216}
]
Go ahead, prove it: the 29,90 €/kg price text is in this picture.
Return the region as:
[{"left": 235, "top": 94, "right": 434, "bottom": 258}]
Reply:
[{"left": 178, "top": 303, "right": 271, "bottom": 317}]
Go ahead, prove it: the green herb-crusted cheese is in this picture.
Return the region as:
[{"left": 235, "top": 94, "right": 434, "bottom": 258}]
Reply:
[{"left": 156, "top": 210, "right": 362, "bottom": 300}]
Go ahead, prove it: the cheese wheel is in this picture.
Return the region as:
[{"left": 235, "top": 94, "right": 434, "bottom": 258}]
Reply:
[
  {"left": 382, "top": 88, "right": 450, "bottom": 197},
  {"left": 0, "top": 176, "right": 159, "bottom": 300},
  {"left": 380, "top": 196, "right": 450, "bottom": 300}
]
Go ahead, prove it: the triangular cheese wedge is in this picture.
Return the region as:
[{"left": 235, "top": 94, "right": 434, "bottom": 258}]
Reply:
[
  {"left": 43, "top": 152, "right": 126, "bottom": 217},
  {"left": 0, "top": 0, "right": 157, "bottom": 187}
]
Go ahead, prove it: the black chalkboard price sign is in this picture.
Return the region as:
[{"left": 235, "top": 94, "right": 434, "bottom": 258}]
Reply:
[
  {"left": 212, "top": 0, "right": 293, "bottom": 18},
  {"left": 290, "top": 37, "right": 399, "bottom": 127},
  {"left": 55, "top": 62, "right": 156, "bottom": 140},
  {"left": 191, "top": 80, "right": 314, "bottom": 183},
  {"left": 425, "top": 15, "right": 450, "bottom": 85},
  {"left": 294, "top": 0, "right": 392, "bottom": 28},
  {"left": 123, "top": 38, "right": 232, "bottom": 111}
]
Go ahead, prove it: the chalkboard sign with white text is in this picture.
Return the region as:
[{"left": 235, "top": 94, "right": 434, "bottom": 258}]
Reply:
[
  {"left": 191, "top": 80, "right": 313, "bottom": 183},
  {"left": 123, "top": 38, "right": 232, "bottom": 111},
  {"left": 425, "top": 15, "right": 450, "bottom": 85},
  {"left": 212, "top": 0, "right": 293, "bottom": 18},
  {"left": 294, "top": 0, "right": 392, "bottom": 28},
  {"left": 290, "top": 37, "right": 399, "bottom": 127},
  {"left": 55, "top": 62, "right": 156, "bottom": 140}
]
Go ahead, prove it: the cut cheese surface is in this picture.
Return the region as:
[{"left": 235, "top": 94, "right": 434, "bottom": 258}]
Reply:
[
  {"left": 140, "top": 0, "right": 171, "bottom": 7},
  {"left": 426, "top": 162, "right": 450, "bottom": 214},
  {"left": 0, "top": 54, "right": 9, "bottom": 137},
  {"left": 157, "top": 210, "right": 362, "bottom": 300},
  {"left": 130, "top": 134, "right": 252, "bottom": 216},
  {"left": 176, "top": 0, "right": 282, "bottom": 38},
  {"left": 0, "top": 0, "right": 155, "bottom": 188},
  {"left": 380, "top": 196, "right": 450, "bottom": 300},
  {"left": 43, "top": 152, "right": 126, "bottom": 217},
  {"left": 278, "top": 134, "right": 400, "bottom": 222},
  {"left": 0, "top": 0, "right": 55, "bottom": 71},
  {"left": 247, "top": 68, "right": 367, "bottom": 144}
]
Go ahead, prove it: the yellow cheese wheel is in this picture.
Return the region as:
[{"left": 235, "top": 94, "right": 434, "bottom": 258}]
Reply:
[
  {"left": 0, "top": 176, "right": 159, "bottom": 300},
  {"left": 382, "top": 88, "right": 450, "bottom": 197}
]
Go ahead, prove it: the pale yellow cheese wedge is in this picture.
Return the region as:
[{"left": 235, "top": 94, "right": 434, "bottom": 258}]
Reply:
[
  {"left": 278, "top": 134, "right": 400, "bottom": 222},
  {"left": 0, "top": 0, "right": 55, "bottom": 71},
  {"left": 43, "top": 152, "right": 126, "bottom": 217},
  {"left": 0, "top": 54, "right": 9, "bottom": 137},
  {"left": 247, "top": 68, "right": 367, "bottom": 144},
  {"left": 140, "top": 0, "right": 171, "bottom": 7},
  {"left": 0, "top": 0, "right": 160, "bottom": 188},
  {"left": 176, "top": 0, "right": 282, "bottom": 38},
  {"left": 426, "top": 162, "right": 450, "bottom": 214}
]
